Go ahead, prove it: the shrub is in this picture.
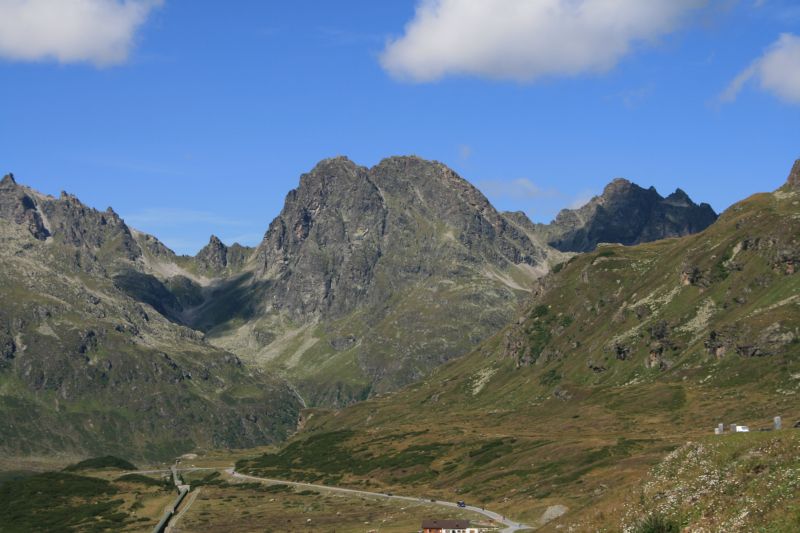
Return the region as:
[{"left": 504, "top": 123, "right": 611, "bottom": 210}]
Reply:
[
  {"left": 64, "top": 456, "right": 137, "bottom": 472},
  {"left": 635, "top": 513, "right": 681, "bottom": 533}
]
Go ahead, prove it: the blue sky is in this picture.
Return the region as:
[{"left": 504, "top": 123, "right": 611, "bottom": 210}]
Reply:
[{"left": 1, "top": 0, "right": 799, "bottom": 255}]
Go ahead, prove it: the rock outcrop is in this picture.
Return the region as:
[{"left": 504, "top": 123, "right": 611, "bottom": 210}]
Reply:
[
  {"left": 0, "top": 173, "right": 50, "bottom": 240},
  {"left": 194, "top": 235, "right": 252, "bottom": 276}
]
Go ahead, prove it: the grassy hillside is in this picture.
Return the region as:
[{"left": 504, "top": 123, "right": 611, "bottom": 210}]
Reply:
[
  {"left": 238, "top": 172, "right": 800, "bottom": 528},
  {"left": 620, "top": 431, "right": 800, "bottom": 532},
  {"left": 0, "top": 470, "right": 174, "bottom": 532},
  {"left": 0, "top": 208, "right": 301, "bottom": 461}
]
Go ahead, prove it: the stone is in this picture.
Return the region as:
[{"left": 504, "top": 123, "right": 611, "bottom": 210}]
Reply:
[{"left": 539, "top": 505, "right": 569, "bottom": 525}]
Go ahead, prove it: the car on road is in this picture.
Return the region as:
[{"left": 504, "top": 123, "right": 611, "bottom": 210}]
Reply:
[{"left": 457, "top": 500, "right": 466, "bottom": 508}]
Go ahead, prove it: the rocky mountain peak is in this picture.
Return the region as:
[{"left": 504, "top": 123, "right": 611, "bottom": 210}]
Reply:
[
  {"left": 669, "top": 187, "right": 689, "bottom": 199},
  {"left": 0, "top": 175, "right": 141, "bottom": 262},
  {"left": 195, "top": 234, "right": 229, "bottom": 271},
  {"left": 300, "top": 156, "right": 365, "bottom": 186},
  {"left": 535, "top": 177, "right": 717, "bottom": 252},
  {"left": 602, "top": 178, "right": 633, "bottom": 196},
  {"left": 787, "top": 159, "right": 800, "bottom": 189},
  {"left": 0, "top": 172, "right": 50, "bottom": 240},
  {"left": 664, "top": 188, "right": 693, "bottom": 207}
]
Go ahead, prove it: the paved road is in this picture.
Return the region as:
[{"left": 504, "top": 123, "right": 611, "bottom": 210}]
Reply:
[
  {"left": 123, "top": 467, "right": 220, "bottom": 475},
  {"left": 227, "top": 468, "right": 531, "bottom": 533}
]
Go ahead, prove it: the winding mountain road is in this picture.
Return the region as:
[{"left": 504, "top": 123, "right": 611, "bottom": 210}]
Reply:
[{"left": 227, "top": 468, "right": 531, "bottom": 532}]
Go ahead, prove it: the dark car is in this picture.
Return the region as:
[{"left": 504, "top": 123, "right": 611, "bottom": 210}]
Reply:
[{"left": 457, "top": 500, "right": 466, "bottom": 508}]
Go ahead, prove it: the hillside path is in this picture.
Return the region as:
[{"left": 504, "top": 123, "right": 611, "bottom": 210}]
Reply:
[{"left": 227, "top": 468, "right": 531, "bottom": 532}]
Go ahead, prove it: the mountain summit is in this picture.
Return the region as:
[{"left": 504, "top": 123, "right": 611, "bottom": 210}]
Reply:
[
  {"left": 195, "top": 156, "right": 555, "bottom": 405},
  {"left": 536, "top": 178, "right": 718, "bottom": 252}
]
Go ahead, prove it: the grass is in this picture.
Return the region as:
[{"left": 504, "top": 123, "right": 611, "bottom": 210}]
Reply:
[
  {"left": 633, "top": 513, "right": 682, "bottom": 533},
  {"left": 0, "top": 472, "right": 127, "bottom": 532},
  {"left": 620, "top": 431, "right": 800, "bottom": 532},
  {"left": 177, "top": 475, "right": 497, "bottom": 533},
  {"left": 0, "top": 468, "right": 178, "bottom": 533},
  {"left": 239, "top": 430, "right": 454, "bottom": 483}
]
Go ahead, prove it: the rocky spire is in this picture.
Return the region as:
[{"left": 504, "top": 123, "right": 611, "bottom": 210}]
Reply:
[
  {"left": 1, "top": 173, "right": 16, "bottom": 186},
  {"left": 195, "top": 235, "right": 229, "bottom": 272}
]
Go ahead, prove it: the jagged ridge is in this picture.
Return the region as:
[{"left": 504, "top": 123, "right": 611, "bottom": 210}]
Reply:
[{"left": 535, "top": 177, "right": 718, "bottom": 252}]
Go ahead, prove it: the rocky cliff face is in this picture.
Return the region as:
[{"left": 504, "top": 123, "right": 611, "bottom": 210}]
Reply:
[
  {"left": 536, "top": 178, "right": 718, "bottom": 252},
  {"left": 253, "top": 157, "right": 388, "bottom": 319},
  {"left": 0, "top": 174, "right": 50, "bottom": 240},
  {"left": 0, "top": 174, "right": 144, "bottom": 272},
  {"left": 250, "top": 156, "right": 545, "bottom": 321}
]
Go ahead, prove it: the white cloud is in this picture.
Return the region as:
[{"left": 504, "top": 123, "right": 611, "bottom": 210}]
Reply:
[
  {"left": 478, "top": 178, "right": 556, "bottom": 199},
  {"left": 722, "top": 33, "right": 800, "bottom": 104},
  {"left": 380, "top": 0, "right": 706, "bottom": 82},
  {"left": 0, "top": 0, "right": 162, "bottom": 66}
]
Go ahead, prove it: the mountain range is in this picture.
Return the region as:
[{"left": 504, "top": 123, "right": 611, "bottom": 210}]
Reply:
[
  {"left": 239, "top": 159, "right": 800, "bottom": 531},
  {"left": 0, "top": 157, "right": 719, "bottom": 459}
]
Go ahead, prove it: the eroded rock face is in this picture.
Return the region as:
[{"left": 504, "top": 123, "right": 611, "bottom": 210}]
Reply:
[
  {"left": 42, "top": 192, "right": 140, "bottom": 261},
  {"left": 705, "top": 324, "right": 797, "bottom": 359},
  {"left": 0, "top": 174, "right": 50, "bottom": 240},
  {"left": 197, "top": 235, "right": 228, "bottom": 271},
  {"left": 1, "top": 176, "right": 140, "bottom": 263},
  {"left": 253, "top": 156, "right": 548, "bottom": 321},
  {"left": 535, "top": 178, "right": 718, "bottom": 252},
  {"left": 194, "top": 236, "right": 253, "bottom": 276},
  {"left": 254, "top": 157, "right": 386, "bottom": 319}
]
